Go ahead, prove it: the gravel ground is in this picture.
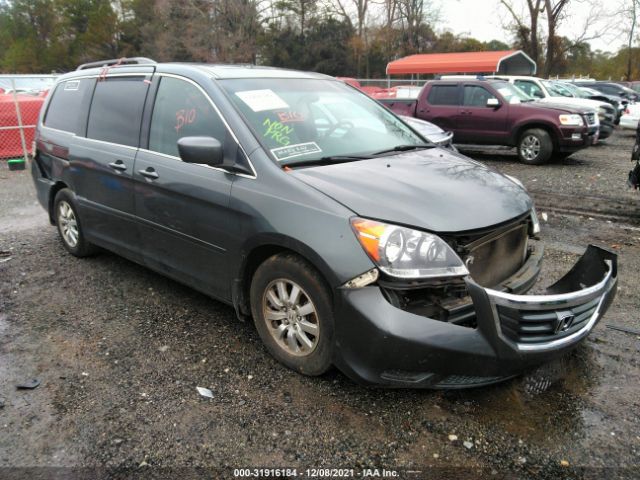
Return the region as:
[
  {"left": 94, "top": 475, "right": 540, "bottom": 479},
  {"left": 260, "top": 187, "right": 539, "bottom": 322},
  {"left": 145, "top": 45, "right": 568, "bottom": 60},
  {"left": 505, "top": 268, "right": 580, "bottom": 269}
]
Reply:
[{"left": 1, "top": 130, "right": 639, "bottom": 479}]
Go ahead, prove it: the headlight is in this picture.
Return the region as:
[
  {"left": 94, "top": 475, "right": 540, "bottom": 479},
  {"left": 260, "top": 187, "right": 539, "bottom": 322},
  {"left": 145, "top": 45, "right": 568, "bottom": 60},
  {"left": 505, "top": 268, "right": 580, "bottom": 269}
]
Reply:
[
  {"left": 350, "top": 218, "right": 469, "bottom": 279},
  {"left": 559, "top": 114, "right": 584, "bottom": 126}
]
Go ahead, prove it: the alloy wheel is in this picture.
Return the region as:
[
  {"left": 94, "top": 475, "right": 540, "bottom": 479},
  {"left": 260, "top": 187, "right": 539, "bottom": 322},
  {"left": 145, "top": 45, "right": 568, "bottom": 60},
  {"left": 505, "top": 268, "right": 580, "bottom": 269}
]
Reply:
[
  {"left": 57, "top": 200, "right": 79, "bottom": 248},
  {"left": 520, "top": 135, "right": 541, "bottom": 161},
  {"left": 262, "top": 279, "right": 319, "bottom": 356}
]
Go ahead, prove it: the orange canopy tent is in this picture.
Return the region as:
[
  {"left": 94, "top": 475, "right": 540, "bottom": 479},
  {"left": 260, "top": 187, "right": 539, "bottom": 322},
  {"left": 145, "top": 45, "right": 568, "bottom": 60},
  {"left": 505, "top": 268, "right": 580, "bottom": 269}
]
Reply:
[{"left": 386, "top": 50, "right": 537, "bottom": 76}]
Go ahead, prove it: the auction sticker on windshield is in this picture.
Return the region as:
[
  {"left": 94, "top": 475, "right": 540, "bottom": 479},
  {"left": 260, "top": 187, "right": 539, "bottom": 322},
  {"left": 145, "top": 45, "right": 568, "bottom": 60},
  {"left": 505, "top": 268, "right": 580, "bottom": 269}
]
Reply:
[
  {"left": 271, "top": 142, "right": 321, "bottom": 161},
  {"left": 235, "top": 89, "right": 289, "bottom": 112}
]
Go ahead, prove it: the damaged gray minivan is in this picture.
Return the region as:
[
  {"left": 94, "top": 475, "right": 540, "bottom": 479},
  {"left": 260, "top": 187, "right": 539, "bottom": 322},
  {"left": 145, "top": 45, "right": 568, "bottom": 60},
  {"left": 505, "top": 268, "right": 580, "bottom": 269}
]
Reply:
[{"left": 31, "top": 59, "right": 618, "bottom": 388}]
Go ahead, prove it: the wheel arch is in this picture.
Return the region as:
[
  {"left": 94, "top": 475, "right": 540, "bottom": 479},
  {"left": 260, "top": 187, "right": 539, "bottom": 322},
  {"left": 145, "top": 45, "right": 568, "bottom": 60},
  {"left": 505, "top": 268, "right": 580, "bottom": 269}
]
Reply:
[
  {"left": 48, "top": 181, "right": 70, "bottom": 225},
  {"left": 512, "top": 122, "right": 559, "bottom": 149},
  {"left": 232, "top": 235, "right": 339, "bottom": 321}
]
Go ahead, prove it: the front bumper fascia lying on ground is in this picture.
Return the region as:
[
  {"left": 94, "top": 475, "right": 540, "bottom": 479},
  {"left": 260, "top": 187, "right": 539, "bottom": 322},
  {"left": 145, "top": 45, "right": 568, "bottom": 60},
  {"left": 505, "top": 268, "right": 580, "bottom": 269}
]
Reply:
[{"left": 332, "top": 245, "right": 617, "bottom": 388}]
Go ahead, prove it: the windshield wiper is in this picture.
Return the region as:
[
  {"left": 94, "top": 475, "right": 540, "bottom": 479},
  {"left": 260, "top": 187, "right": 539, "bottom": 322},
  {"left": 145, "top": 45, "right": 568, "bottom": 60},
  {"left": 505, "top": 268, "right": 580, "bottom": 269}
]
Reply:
[
  {"left": 371, "top": 143, "right": 435, "bottom": 156},
  {"left": 285, "top": 155, "right": 373, "bottom": 168}
]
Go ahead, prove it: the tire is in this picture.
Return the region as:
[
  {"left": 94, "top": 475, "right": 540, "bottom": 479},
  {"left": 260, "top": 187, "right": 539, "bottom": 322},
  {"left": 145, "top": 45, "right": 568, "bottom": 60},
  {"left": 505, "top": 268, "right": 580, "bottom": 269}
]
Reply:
[
  {"left": 517, "top": 128, "right": 553, "bottom": 165},
  {"left": 53, "top": 188, "right": 98, "bottom": 257},
  {"left": 250, "top": 253, "right": 333, "bottom": 376}
]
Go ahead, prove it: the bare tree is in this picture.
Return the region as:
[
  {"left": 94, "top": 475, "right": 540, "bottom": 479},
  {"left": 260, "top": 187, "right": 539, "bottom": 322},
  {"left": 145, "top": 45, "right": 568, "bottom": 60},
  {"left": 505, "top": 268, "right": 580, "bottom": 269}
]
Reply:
[
  {"left": 542, "top": 0, "right": 571, "bottom": 75},
  {"left": 395, "top": 0, "right": 438, "bottom": 53},
  {"left": 333, "top": 0, "right": 370, "bottom": 75},
  {"left": 499, "top": 0, "right": 544, "bottom": 66},
  {"left": 625, "top": 0, "right": 640, "bottom": 80}
]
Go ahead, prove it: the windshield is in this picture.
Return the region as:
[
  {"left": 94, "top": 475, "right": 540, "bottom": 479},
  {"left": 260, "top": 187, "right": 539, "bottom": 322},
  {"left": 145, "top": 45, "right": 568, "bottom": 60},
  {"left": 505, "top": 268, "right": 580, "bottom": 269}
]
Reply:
[
  {"left": 491, "top": 81, "right": 532, "bottom": 104},
  {"left": 220, "top": 78, "right": 425, "bottom": 165},
  {"left": 581, "top": 87, "right": 602, "bottom": 96},
  {"left": 558, "top": 82, "right": 587, "bottom": 98},
  {"left": 543, "top": 80, "right": 573, "bottom": 97}
]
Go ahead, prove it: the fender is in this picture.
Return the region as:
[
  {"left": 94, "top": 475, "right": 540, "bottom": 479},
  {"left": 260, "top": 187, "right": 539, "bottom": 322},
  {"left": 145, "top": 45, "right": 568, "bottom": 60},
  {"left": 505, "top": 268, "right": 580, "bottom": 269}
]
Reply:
[{"left": 231, "top": 232, "right": 344, "bottom": 321}]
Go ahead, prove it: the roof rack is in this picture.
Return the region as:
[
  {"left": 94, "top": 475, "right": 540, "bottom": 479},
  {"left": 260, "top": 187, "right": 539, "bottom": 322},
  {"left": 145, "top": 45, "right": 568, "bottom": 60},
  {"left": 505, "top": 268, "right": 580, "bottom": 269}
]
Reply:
[{"left": 76, "top": 57, "right": 157, "bottom": 71}]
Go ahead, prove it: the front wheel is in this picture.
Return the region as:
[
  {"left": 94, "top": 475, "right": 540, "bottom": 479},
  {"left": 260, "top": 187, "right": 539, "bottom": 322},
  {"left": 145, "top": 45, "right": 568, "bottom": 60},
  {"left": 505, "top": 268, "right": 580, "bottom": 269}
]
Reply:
[
  {"left": 250, "top": 253, "right": 334, "bottom": 376},
  {"left": 517, "top": 128, "right": 553, "bottom": 165}
]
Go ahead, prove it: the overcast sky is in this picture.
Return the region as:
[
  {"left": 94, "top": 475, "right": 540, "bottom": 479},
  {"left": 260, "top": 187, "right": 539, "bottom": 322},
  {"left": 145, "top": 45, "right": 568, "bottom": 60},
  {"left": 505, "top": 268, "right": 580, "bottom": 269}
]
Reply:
[{"left": 438, "top": 0, "right": 625, "bottom": 53}]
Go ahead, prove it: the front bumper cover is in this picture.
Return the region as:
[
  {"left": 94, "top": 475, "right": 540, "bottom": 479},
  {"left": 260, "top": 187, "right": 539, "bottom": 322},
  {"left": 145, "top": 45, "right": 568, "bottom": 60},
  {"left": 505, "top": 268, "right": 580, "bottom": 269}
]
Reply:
[{"left": 332, "top": 245, "right": 617, "bottom": 388}]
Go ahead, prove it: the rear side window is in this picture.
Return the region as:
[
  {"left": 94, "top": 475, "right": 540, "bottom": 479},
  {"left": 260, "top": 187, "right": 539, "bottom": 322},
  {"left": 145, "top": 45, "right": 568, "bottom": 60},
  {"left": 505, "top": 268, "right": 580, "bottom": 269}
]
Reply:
[
  {"left": 148, "top": 76, "right": 226, "bottom": 157},
  {"left": 44, "top": 79, "right": 93, "bottom": 134},
  {"left": 87, "top": 77, "right": 149, "bottom": 147},
  {"left": 427, "top": 85, "right": 459, "bottom": 106}
]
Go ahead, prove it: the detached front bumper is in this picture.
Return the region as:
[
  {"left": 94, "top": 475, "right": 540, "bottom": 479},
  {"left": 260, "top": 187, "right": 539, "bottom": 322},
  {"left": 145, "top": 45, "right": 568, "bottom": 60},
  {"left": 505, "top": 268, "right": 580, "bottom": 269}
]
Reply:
[{"left": 333, "top": 245, "right": 617, "bottom": 388}]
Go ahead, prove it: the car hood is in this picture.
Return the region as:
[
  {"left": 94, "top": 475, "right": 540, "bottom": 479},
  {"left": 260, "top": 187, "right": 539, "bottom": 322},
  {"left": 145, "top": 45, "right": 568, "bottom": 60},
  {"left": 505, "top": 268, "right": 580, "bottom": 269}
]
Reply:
[
  {"left": 399, "top": 116, "right": 452, "bottom": 144},
  {"left": 539, "top": 97, "right": 607, "bottom": 110},
  {"left": 290, "top": 149, "right": 532, "bottom": 233},
  {"left": 523, "top": 101, "right": 593, "bottom": 115}
]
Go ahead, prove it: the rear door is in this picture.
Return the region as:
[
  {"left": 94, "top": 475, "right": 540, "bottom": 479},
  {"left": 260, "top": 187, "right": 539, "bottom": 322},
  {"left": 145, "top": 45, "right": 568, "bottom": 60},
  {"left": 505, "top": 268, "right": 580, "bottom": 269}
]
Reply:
[
  {"left": 133, "top": 74, "right": 241, "bottom": 300},
  {"left": 455, "top": 84, "right": 509, "bottom": 143},
  {"left": 418, "top": 83, "right": 460, "bottom": 133},
  {"left": 71, "top": 72, "right": 153, "bottom": 259}
]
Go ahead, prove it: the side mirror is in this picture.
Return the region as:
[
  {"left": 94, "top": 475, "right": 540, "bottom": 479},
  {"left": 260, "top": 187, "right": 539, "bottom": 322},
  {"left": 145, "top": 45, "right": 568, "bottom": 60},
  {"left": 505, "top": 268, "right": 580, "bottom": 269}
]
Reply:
[
  {"left": 177, "top": 136, "right": 223, "bottom": 167},
  {"left": 533, "top": 91, "right": 545, "bottom": 99},
  {"left": 487, "top": 98, "right": 500, "bottom": 108}
]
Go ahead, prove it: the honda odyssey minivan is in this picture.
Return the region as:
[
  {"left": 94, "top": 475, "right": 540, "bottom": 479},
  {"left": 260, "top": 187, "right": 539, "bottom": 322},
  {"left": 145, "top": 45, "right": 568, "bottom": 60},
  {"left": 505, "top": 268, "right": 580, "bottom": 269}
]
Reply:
[{"left": 31, "top": 58, "right": 618, "bottom": 388}]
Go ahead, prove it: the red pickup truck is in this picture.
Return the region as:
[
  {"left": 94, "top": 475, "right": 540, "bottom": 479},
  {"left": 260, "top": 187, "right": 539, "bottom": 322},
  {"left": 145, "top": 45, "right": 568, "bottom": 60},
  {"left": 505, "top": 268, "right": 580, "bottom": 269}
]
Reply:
[{"left": 380, "top": 79, "right": 599, "bottom": 165}]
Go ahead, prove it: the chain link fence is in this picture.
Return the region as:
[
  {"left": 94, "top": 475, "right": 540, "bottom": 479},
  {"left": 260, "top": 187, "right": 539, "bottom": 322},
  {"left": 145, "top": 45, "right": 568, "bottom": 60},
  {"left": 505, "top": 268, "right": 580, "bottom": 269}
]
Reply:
[{"left": 0, "top": 75, "right": 57, "bottom": 168}]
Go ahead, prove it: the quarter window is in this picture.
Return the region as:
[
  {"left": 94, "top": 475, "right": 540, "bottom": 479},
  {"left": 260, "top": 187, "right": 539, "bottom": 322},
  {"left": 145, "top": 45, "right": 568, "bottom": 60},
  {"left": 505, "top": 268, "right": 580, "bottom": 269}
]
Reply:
[
  {"left": 149, "top": 77, "right": 226, "bottom": 158},
  {"left": 44, "top": 79, "right": 93, "bottom": 134},
  {"left": 86, "top": 76, "right": 149, "bottom": 147},
  {"left": 427, "top": 85, "right": 459, "bottom": 106}
]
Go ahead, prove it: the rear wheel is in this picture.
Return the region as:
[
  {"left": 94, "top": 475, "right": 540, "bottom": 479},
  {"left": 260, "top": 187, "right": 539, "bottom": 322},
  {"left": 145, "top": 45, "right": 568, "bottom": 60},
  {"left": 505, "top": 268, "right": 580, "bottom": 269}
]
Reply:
[
  {"left": 517, "top": 128, "right": 553, "bottom": 165},
  {"left": 250, "top": 253, "right": 333, "bottom": 376},
  {"left": 54, "top": 188, "right": 97, "bottom": 257}
]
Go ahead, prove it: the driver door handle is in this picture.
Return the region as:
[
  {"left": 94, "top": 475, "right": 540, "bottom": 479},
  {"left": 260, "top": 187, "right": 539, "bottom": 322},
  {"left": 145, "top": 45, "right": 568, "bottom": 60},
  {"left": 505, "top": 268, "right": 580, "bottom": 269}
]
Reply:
[{"left": 138, "top": 167, "right": 159, "bottom": 180}]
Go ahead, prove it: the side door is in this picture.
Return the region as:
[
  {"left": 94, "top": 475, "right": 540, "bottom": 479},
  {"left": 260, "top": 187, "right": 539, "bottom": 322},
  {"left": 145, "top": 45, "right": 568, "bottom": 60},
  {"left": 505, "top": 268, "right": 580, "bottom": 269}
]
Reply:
[
  {"left": 417, "top": 84, "right": 460, "bottom": 134},
  {"left": 456, "top": 84, "right": 509, "bottom": 143},
  {"left": 71, "top": 73, "right": 152, "bottom": 260},
  {"left": 133, "top": 75, "right": 240, "bottom": 300}
]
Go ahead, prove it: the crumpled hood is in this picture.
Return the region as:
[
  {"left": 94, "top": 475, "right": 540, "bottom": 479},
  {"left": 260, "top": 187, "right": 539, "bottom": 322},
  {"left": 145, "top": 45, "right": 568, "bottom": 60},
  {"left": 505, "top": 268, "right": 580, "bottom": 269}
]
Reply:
[{"left": 291, "top": 149, "right": 533, "bottom": 233}]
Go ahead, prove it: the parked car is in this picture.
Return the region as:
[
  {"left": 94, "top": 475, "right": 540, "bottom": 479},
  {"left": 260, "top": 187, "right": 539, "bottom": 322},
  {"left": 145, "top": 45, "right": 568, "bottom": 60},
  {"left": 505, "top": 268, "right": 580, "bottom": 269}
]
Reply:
[
  {"left": 399, "top": 115, "right": 457, "bottom": 151},
  {"left": 620, "top": 103, "right": 640, "bottom": 130},
  {"left": 574, "top": 81, "right": 639, "bottom": 103},
  {"left": 628, "top": 81, "right": 640, "bottom": 94},
  {"left": 488, "top": 76, "right": 614, "bottom": 140},
  {"left": 558, "top": 82, "right": 625, "bottom": 124},
  {"left": 380, "top": 78, "right": 599, "bottom": 164},
  {"left": 31, "top": 59, "right": 618, "bottom": 388}
]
